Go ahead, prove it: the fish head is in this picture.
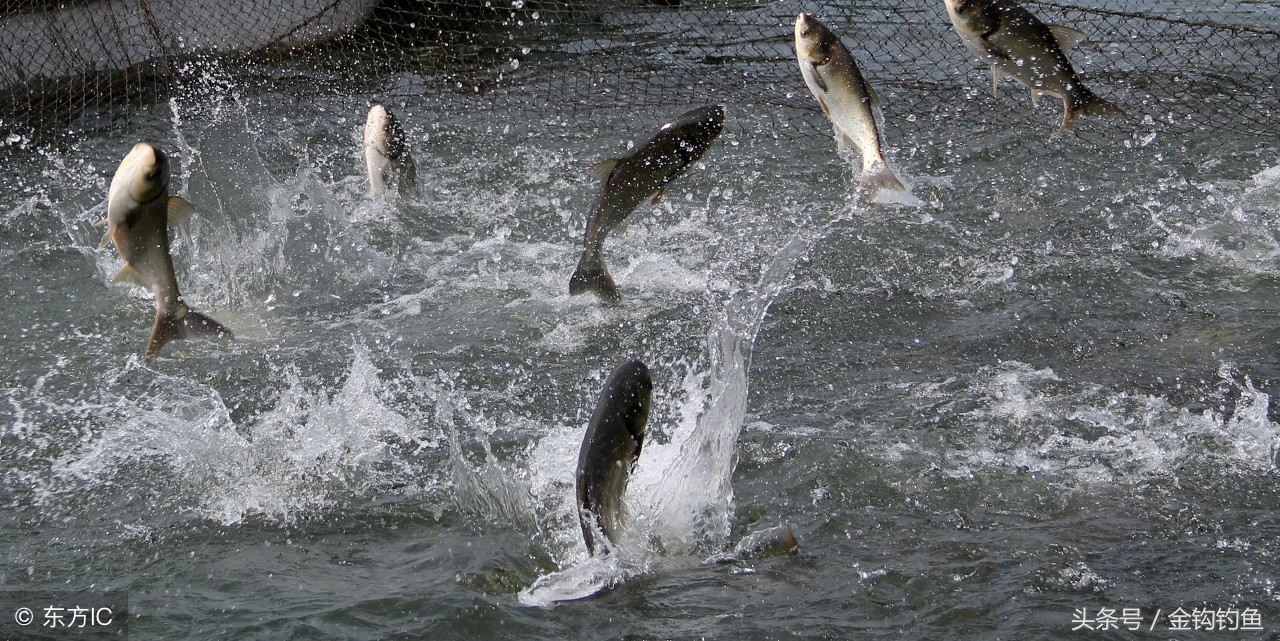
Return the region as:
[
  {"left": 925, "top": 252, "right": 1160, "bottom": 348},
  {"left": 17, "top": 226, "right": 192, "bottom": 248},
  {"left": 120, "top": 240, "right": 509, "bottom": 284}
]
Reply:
[
  {"left": 942, "top": 0, "right": 999, "bottom": 36},
  {"left": 661, "top": 104, "right": 726, "bottom": 166},
  {"left": 794, "top": 13, "right": 837, "bottom": 66},
  {"left": 108, "top": 142, "right": 169, "bottom": 214},
  {"left": 364, "top": 103, "right": 390, "bottom": 156},
  {"left": 364, "top": 103, "right": 407, "bottom": 159}
]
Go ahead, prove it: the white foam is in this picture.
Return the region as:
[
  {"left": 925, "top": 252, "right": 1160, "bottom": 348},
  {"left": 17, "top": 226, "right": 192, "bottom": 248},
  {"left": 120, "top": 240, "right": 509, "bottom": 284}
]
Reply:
[{"left": 45, "top": 343, "right": 420, "bottom": 525}]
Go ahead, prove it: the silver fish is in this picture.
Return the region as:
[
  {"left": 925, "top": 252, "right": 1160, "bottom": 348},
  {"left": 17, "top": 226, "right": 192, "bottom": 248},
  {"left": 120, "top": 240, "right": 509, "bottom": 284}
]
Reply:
[
  {"left": 795, "top": 13, "right": 906, "bottom": 201},
  {"left": 942, "top": 0, "right": 1125, "bottom": 131},
  {"left": 364, "top": 103, "right": 418, "bottom": 199},
  {"left": 569, "top": 105, "right": 725, "bottom": 303},
  {"left": 576, "top": 359, "right": 652, "bottom": 555},
  {"left": 100, "top": 142, "right": 231, "bottom": 362}
]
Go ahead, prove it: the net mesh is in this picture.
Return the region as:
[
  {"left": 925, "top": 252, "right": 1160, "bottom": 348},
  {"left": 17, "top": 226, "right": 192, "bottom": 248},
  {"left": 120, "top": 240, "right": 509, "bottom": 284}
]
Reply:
[{"left": 1, "top": 0, "right": 1276, "bottom": 141}]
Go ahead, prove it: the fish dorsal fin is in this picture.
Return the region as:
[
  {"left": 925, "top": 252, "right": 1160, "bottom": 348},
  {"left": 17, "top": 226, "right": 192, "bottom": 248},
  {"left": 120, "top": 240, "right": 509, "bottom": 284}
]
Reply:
[
  {"left": 1048, "top": 25, "right": 1086, "bottom": 50},
  {"left": 112, "top": 263, "right": 147, "bottom": 287},
  {"left": 590, "top": 159, "right": 619, "bottom": 183},
  {"left": 615, "top": 218, "right": 630, "bottom": 234},
  {"left": 648, "top": 185, "right": 666, "bottom": 207},
  {"left": 167, "top": 196, "right": 196, "bottom": 225}
]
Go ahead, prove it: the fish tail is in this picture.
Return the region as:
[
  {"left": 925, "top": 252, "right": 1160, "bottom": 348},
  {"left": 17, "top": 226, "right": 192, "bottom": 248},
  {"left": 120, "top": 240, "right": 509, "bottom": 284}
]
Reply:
[
  {"left": 1061, "top": 90, "right": 1126, "bottom": 131},
  {"left": 144, "top": 305, "right": 233, "bottom": 362},
  {"left": 569, "top": 252, "right": 620, "bottom": 303},
  {"left": 1079, "top": 93, "right": 1126, "bottom": 119},
  {"left": 857, "top": 159, "right": 906, "bottom": 201}
]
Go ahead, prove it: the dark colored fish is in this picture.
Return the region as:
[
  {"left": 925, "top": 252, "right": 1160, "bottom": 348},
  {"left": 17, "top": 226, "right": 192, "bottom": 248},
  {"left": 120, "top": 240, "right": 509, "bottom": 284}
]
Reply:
[
  {"left": 576, "top": 359, "right": 652, "bottom": 555},
  {"left": 943, "top": 0, "right": 1125, "bottom": 131},
  {"left": 569, "top": 105, "right": 725, "bottom": 303}
]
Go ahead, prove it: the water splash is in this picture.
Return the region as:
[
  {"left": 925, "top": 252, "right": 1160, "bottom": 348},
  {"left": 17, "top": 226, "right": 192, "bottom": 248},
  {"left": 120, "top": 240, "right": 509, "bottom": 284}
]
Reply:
[
  {"left": 437, "top": 375, "right": 541, "bottom": 535},
  {"left": 886, "top": 359, "right": 1280, "bottom": 488},
  {"left": 519, "top": 210, "right": 827, "bottom": 604},
  {"left": 634, "top": 226, "right": 819, "bottom": 554},
  {"left": 35, "top": 344, "right": 420, "bottom": 526}
]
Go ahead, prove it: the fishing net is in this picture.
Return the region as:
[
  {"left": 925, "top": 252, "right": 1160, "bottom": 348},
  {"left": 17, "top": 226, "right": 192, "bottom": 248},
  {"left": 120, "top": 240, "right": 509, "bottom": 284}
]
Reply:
[{"left": 0, "top": 0, "right": 1276, "bottom": 140}]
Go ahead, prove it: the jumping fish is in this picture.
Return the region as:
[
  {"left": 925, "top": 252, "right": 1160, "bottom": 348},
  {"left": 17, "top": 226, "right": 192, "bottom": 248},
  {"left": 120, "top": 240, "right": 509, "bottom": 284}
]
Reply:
[
  {"left": 569, "top": 105, "right": 724, "bottom": 303},
  {"left": 576, "top": 359, "right": 652, "bottom": 555},
  {"left": 100, "top": 142, "right": 232, "bottom": 362},
  {"left": 364, "top": 103, "right": 418, "bottom": 199},
  {"left": 794, "top": 13, "right": 906, "bottom": 201},
  {"left": 942, "top": 0, "right": 1126, "bottom": 131}
]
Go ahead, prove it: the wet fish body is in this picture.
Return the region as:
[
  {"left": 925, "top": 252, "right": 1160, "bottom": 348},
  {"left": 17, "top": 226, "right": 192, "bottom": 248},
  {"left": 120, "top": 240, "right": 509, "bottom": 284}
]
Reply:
[
  {"left": 794, "top": 13, "right": 905, "bottom": 201},
  {"left": 576, "top": 359, "right": 653, "bottom": 555},
  {"left": 942, "top": 0, "right": 1125, "bottom": 131},
  {"left": 364, "top": 103, "right": 418, "bottom": 199},
  {"left": 569, "top": 105, "right": 725, "bottom": 302},
  {"left": 101, "top": 142, "right": 232, "bottom": 361}
]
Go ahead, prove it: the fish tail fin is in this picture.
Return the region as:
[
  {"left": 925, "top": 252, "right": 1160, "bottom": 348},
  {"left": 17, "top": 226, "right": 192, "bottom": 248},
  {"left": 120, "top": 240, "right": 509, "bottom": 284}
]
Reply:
[
  {"left": 1080, "top": 93, "right": 1126, "bottom": 119},
  {"left": 857, "top": 159, "right": 906, "bottom": 201},
  {"left": 1061, "top": 90, "right": 1126, "bottom": 131},
  {"left": 144, "top": 305, "right": 233, "bottom": 362},
  {"left": 569, "top": 253, "right": 620, "bottom": 303}
]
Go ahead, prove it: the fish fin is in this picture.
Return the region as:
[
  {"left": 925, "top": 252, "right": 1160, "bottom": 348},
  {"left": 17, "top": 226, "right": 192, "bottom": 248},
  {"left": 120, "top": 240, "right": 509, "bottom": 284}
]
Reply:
[
  {"left": 590, "top": 159, "right": 619, "bottom": 183},
  {"left": 569, "top": 254, "right": 621, "bottom": 304},
  {"left": 835, "top": 130, "right": 857, "bottom": 153},
  {"left": 863, "top": 80, "right": 880, "bottom": 107},
  {"left": 1048, "top": 25, "right": 1087, "bottom": 51},
  {"left": 179, "top": 308, "right": 234, "bottom": 340},
  {"left": 167, "top": 196, "right": 196, "bottom": 225},
  {"left": 815, "top": 94, "right": 832, "bottom": 118},
  {"left": 857, "top": 161, "right": 907, "bottom": 202},
  {"left": 99, "top": 230, "right": 112, "bottom": 249},
  {"left": 802, "top": 60, "right": 828, "bottom": 94},
  {"left": 1061, "top": 91, "right": 1126, "bottom": 132},
  {"left": 1079, "top": 93, "right": 1126, "bottom": 119},
  {"left": 615, "top": 218, "right": 630, "bottom": 234},
  {"left": 398, "top": 152, "right": 419, "bottom": 198},
  {"left": 647, "top": 186, "right": 666, "bottom": 207},
  {"left": 1031, "top": 88, "right": 1042, "bottom": 106},
  {"left": 111, "top": 263, "right": 147, "bottom": 287},
  {"left": 93, "top": 217, "right": 108, "bottom": 228},
  {"left": 991, "top": 67, "right": 1002, "bottom": 97},
  {"left": 144, "top": 305, "right": 233, "bottom": 362},
  {"left": 813, "top": 68, "right": 828, "bottom": 94}
]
